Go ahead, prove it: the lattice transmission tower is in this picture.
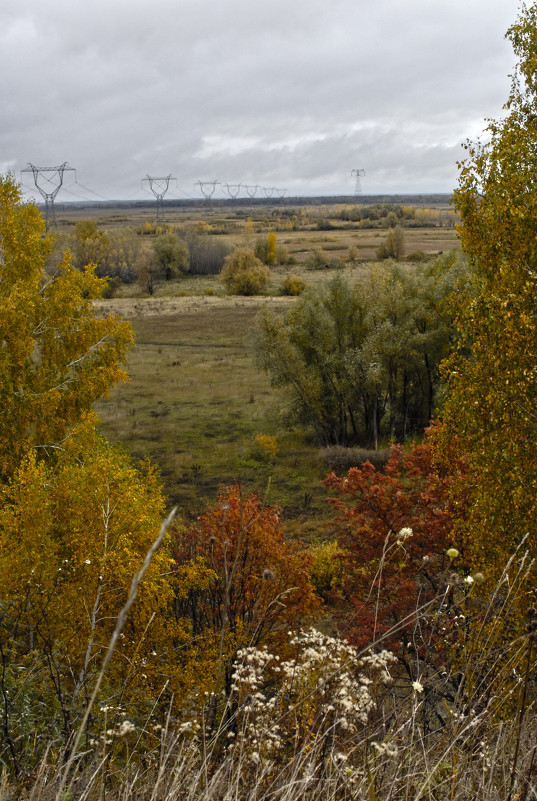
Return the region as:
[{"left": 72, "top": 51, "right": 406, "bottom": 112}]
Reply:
[
  {"left": 351, "top": 169, "right": 365, "bottom": 197},
  {"left": 196, "top": 180, "right": 219, "bottom": 209},
  {"left": 21, "top": 162, "right": 76, "bottom": 230},
  {"left": 224, "top": 183, "right": 241, "bottom": 200},
  {"left": 142, "top": 174, "right": 176, "bottom": 222}
]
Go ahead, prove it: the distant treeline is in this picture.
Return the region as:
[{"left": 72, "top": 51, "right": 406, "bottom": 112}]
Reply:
[
  {"left": 52, "top": 193, "right": 455, "bottom": 213},
  {"left": 317, "top": 203, "right": 458, "bottom": 229}
]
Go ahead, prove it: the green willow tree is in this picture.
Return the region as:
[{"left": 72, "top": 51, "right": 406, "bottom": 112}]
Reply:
[
  {"left": 438, "top": 4, "right": 537, "bottom": 579},
  {"left": 254, "top": 260, "right": 464, "bottom": 448}
]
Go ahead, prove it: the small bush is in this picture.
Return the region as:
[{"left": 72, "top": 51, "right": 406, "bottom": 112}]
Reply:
[
  {"left": 320, "top": 445, "right": 391, "bottom": 473},
  {"left": 376, "top": 226, "right": 405, "bottom": 260},
  {"left": 309, "top": 540, "right": 345, "bottom": 600},
  {"left": 251, "top": 433, "right": 279, "bottom": 461},
  {"left": 221, "top": 247, "right": 270, "bottom": 295},
  {"left": 406, "top": 250, "right": 426, "bottom": 262},
  {"left": 305, "top": 248, "right": 328, "bottom": 270},
  {"left": 305, "top": 248, "right": 343, "bottom": 270},
  {"left": 281, "top": 275, "right": 306, "bottom": 296},
  {"left": 275, "top": 243, "right": 289, "bottom": 265}
]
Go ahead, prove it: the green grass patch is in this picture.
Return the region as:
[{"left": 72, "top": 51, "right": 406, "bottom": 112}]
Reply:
[{"left": 95, "top": 301, "right": 330, "bottom": 534}]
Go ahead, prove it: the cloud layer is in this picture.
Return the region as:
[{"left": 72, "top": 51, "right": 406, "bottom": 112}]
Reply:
[{"left": 1, "top": 0, "right": 516, "bottom": 201}]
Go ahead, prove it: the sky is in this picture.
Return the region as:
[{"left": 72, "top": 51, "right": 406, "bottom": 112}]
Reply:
[{"left": 1, "top": 0, "right": 519, "bottom": 202}]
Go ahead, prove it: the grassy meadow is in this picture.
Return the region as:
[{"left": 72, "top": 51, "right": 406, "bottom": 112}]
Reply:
[{"left": 94, "top": 294, "right": 331, "bottom": 534}]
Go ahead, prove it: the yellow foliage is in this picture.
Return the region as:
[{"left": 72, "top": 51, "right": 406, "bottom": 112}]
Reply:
[
  {"left": 253, "top": 433, "right": 279, "bottom": 459},
  {"left": 438, "top": 7, "right": 537, "bottom": 585},
  {"left": 0, "top": 175, "right": 133, "bottom": 479}
]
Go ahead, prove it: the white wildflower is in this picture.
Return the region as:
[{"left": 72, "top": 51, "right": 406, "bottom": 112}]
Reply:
[
  {"left": 412, "top": 681, "right": 424, "bottom": 694},
  {"left": 372, "top": 741, "right": 398, "bottom": 758},
  {"left": 117, "top": 720, "right": 136, "bottom": 736},
  {"left": 397, "top": 526, "right": 413, "bottom": 544},
  {"left": 333, "top": 752, "right": 348, "bottom": 763}
]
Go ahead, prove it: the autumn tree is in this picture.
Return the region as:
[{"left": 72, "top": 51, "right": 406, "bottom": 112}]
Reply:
[
  {"left": 324, "top": 429, "right": 463, "bottom": 659},
  {"left": 254, "top": 232, "right": 278, "bottom": 265},
  {"left": 438, "top": 5, "right": 537, "bottom": 581},
  {"left": 0, "top": 176, "right": 133, "bottom": 478},
  {"left": 153, "top": 231, "right": 189, "bottom": 280},
  {"left": 376, "top": 225, "right": 405, "bottom": 260},
  {"left": 0, "top": 176, "right": 184, "bottom": 770},
  {"left": 170, "top": 485, "right": 319, "bottom": 692},
  {"left": 70, "top": 219, "right": 140, "bottom": 285},
  {"left": 0, "top": 423, "right": 179, "bottom": 759}
]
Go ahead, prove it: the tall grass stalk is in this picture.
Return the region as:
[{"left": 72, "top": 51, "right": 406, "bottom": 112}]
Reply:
[{"left": 53, "top": 506, "right": 177, "bottom": 801}]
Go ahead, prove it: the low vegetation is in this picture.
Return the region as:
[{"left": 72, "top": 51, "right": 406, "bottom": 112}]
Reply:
[{"left": 221, "top": 246, "right": 271, "bottom": 295}]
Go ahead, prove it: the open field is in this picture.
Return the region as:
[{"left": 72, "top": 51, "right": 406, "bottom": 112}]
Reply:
[
  {"left": 83, "top": 198, "right": 461, "bottom": 532},
  {"left": 94, "top": 292, "right": 334, "bottom": 537},
  {"left": 54, "top": 195, "right": 461, "bottom": 263}
]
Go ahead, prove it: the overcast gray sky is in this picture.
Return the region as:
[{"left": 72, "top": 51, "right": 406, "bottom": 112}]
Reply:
[{"left": 1, "top": 0, "right": 518, "bottom": 202}]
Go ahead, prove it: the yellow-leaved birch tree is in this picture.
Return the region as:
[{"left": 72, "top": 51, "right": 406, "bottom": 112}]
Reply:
[{"left": 439, "top": 5, "right": 537, "bottom": 582}]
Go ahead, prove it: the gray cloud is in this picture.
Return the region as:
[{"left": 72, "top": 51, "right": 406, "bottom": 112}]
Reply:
[{"left": 1, "top": 0, "right": 516, "bottom": 200}]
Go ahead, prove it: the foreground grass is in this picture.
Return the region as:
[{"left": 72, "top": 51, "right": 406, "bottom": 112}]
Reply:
[{"left": 7, "top": 548, "right": 536, "bottom": 801}]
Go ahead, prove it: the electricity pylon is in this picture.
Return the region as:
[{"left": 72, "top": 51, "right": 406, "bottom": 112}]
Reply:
[
  {"left": 351, "top": 169, "right": 365, "bottom": 196},
  {"left": 142, "top": 174, "right": 176, "bottom": 222},
  {"left": 21, "top": 162, "right": 76, "bottom": 230},
  {"left": 245, "top": 185, "right": 258, "bottom": 199},
  {"left": 196, "top": 180, "right": 219, "bottom": 208},
  {"left": 224, "top": 183, "right": 241, "bottom": 200}
]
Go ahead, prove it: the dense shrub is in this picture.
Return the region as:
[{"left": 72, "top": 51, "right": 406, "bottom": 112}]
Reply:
[
  {"left": 324, "top": 429, "right": 465, "bottom": 653},
  {"left": 183, "top": 229, "right": 230, "bottom": 274},
  {"left": 170, "top": 485, "right": 319, "bottom": 654},
  {"left": 254, "top": 257, "right": 466, "bottom": 447},
  {"left": 153, "top": 232, "right": 189, "bottom": 279},
  {"left": 221, "top": 247, "right": 270, "bottom": 295},
  {"left": 280, "top": 274, "right": 306, "bottom": 295}
]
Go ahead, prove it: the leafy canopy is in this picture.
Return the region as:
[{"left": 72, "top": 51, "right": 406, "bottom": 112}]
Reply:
[
  {"left": 439, "top": 5, "right": 537, "bottom": 578},
  {"left": 0, "top": 175, "right": 133, "bottom": 478},
  {"left": 254, "top": 262, "right": 464, "bottom": 448}
]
